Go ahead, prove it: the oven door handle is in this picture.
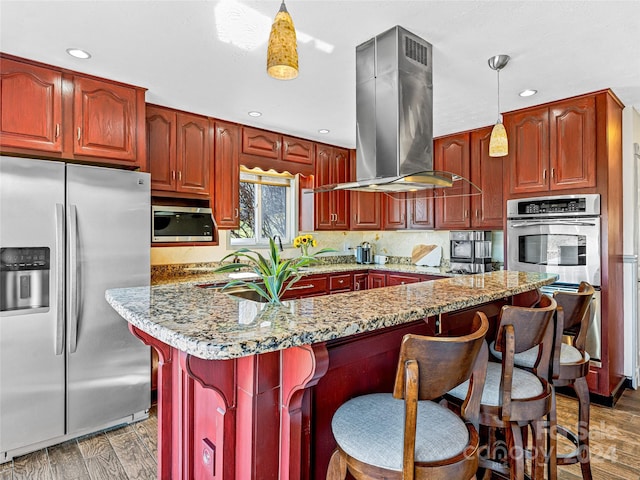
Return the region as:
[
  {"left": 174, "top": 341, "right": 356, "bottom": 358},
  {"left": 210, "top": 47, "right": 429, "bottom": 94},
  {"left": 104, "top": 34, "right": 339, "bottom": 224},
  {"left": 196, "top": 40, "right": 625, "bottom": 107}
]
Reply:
[{"left": 509, "top": 219, "right": 598, "bottom": 228}]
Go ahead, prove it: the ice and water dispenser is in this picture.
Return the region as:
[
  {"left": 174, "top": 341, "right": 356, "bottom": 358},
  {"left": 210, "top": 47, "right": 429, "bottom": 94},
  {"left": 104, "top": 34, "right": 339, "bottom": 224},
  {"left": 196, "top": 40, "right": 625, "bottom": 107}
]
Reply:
[{"left": 0, "top": 247, "right": 50, "bottom": 312}]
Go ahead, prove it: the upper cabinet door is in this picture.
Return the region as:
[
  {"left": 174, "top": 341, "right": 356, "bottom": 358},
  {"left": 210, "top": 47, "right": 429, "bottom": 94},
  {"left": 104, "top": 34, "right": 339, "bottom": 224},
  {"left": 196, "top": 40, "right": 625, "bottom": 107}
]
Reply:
[
  {"left": 146, "top": 106, "right": 177, "bottom": 192},
  {"left": 176, "top": 112, "right": 210, "bottom": 195},
  {"left": 549, "top": 96, "right": 596, "bottom": 190},
  {"left": 332, "top": 147, "right": 351, "bottom": 230},
  {"left": 242, "top": 127, "right": 279, "bottom": 159},
  {"left": 73, "top": 77, "right": 137, "bottom": 162},
  {"left": 214, "top": 121, "right": 240, "bottom": 229},
  {"left": 382, "top": 193, "right": 407, "bottom": 229},
  {"left": 0, "top": 58, "right": 63, "bottom": 152},
  {"left": 470, "top": 126, "right": 504, "bottom": 229},
  {"left": 351, "top": 191, "right": 382, "bottom": 230},
  {"left": 407, "top": 190, "right": 434, "bottom": 229},
  {"left": 434, "top": 132, "right": 470, "bottom": 229},
  {"left": 282, "top": 135, "right": 314, "bottom": 165},
  {"left": 507, "top": 106, "right": 549, "bottom": 195},
  {"left": 314, "top": 145, "right": 333, "bottom": 229}
]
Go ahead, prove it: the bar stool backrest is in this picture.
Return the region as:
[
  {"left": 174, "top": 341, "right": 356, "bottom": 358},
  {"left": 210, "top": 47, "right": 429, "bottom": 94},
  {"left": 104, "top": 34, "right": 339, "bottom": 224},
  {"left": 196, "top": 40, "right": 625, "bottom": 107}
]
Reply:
[
  {"left": 554, "top": 281, "right": 595, "bottom": 351},
  {"left": 392, "top": 312, "right": 489, "bottom": 402}
]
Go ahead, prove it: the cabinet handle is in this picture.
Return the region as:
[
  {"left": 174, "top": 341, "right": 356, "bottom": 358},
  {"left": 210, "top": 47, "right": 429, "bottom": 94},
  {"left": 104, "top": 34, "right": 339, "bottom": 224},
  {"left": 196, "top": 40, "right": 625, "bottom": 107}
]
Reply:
[
  {"left": 77, "top": 127, "right": 81, "bottom": 141},
  {"left": 551, "top": 168, "right": 555, "bottom": 178},
  {"left": 338, "top": 279, "right": 344, "bottom": 284},
  {"left": 273, "top": 141, "right": 280, "bottom": 151},
  {"left": 543, "top": 169, "right": 547, "bottom": 179},
  {"left": 55, "top": 123, "right": 60, "bottom": 139},
  {"left": 172, "top": 170, "right": 176, "bottom": 180},
  {"left": 235, "top": 208, "right": 239, "bottom": 218},
  {"left": 476, "top": 209, "right": 479, "bottom": 219},
  {"left": 401, "top": 281, "right": 406, "bottom": 285},
  {"left": 464, "top": 210, "right": 469, "bottom": 218},
  {"left": 289, "top": 283, "right": 315, "bottom": 291},
  {"left": 178, "top": 171, "right": 182, "bottom": 181}
]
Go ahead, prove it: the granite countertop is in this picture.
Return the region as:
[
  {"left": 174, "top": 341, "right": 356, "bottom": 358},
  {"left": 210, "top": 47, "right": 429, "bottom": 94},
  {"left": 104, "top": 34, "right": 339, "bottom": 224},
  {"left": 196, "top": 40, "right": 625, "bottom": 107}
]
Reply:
[
  {"left": 106, "top": 270, "right": 557, "bottom": 361},
  {"left": 151, "top": 262, "right": 455, "bottom": 286}
]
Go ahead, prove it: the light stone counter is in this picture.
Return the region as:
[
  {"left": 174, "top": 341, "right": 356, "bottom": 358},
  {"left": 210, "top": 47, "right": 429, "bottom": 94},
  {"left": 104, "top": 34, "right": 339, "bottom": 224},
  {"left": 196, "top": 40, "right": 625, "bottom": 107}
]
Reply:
[{"left": 106, "top": 270, "right": 557, "bottom": 360}]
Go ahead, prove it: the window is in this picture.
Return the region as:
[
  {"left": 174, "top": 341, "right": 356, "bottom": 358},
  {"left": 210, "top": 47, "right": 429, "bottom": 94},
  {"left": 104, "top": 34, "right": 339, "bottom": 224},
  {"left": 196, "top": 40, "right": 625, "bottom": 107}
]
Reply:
[{"left": 230, "top": 167, "right": 297, "bottom": 246}]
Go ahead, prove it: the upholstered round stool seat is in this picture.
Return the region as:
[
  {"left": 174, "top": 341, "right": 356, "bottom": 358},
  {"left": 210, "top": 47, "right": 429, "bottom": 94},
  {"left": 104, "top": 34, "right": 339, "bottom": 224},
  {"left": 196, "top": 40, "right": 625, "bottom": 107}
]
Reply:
[
  {"left": 448, "top": 362, "right": 543, "bottom": 406},
  {"left": 489, "top": 341, "right": 588, "bottom": 368},
  {"left": 331, "top": 393, "right": 470, "bottom": 471}
]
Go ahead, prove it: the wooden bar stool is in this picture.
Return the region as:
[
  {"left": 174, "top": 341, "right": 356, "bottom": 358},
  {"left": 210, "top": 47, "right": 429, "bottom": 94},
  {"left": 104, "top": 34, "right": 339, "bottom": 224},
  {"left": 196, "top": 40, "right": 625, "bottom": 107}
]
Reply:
[
  {"left": 448, "top": 295, "right": 557, "bottom": 480},
  {"left": 549, "top": 282, "right": 595, "bottom": 480},
  {"left": 326, "top": 312, "right": 489, "bottom": 480}
]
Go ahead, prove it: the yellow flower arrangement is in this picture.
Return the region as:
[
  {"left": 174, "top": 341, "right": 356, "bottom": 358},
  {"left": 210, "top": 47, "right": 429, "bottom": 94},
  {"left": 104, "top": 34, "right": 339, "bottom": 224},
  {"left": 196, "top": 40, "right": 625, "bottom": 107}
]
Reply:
[{"left": 293, "top": 234, "right": 317, "bottom": 256}]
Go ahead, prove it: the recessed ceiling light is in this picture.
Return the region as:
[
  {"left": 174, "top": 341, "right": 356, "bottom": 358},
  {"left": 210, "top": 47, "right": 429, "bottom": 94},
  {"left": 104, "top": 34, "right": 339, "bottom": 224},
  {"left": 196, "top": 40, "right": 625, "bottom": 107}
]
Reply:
[
  {"left": 66, "top": 48, "right": 91, "bottom": 59},
  {"left": 248, "top": 111, "right": 262, "bottom": 117},
  {"left": 519, "top": 89, "right": 538, "bottom": 97},
  {"left": 318, "top": 129, "right": 330, "bottom": 134}
]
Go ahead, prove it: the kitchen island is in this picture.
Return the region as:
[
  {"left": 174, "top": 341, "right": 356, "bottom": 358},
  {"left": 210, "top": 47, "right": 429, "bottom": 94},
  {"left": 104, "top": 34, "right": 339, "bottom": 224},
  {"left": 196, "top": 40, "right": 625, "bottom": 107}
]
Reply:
[{"left": 106, "top": 270, "right": 556, "bottom": 480}]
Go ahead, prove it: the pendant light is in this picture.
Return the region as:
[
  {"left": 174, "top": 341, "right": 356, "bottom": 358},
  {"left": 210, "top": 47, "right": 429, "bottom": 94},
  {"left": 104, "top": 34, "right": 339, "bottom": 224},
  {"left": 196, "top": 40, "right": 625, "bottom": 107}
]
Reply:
[
  {"left": 488, "top": 54, "right": 510, "bottom": 157},
  {"left": 267, "top": 1, "right": 298, "bottom": 80}
]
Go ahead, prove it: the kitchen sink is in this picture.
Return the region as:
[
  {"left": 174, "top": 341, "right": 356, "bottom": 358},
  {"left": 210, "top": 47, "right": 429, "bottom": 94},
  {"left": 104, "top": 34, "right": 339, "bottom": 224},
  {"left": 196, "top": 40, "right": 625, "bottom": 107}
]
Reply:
[{"left": 200, "top": 284, "right": 267, "bottom": 303}]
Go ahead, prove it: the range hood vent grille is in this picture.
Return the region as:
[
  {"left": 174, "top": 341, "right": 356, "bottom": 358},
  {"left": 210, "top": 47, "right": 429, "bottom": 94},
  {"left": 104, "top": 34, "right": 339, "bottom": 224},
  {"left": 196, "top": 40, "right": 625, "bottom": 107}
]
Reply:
[{"left": 405, "top": 36, "right": 429, "bottom": 67}]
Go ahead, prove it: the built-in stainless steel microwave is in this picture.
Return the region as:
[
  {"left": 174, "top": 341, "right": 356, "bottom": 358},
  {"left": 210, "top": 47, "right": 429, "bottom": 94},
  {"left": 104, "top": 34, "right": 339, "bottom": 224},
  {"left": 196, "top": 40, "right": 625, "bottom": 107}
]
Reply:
[{"left": 152, "top": 206, "right": 216, "bottom": 243}]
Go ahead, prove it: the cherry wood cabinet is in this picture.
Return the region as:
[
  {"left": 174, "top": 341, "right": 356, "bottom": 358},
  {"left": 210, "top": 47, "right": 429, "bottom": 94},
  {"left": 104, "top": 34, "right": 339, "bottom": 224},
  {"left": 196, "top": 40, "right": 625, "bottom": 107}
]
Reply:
[
  {"left": 241, "top": 127, "right": 315, "bottom": 173},
  {"left": 146, "top": 105, "right": 211, "bottom": 196},
  {"left": 470, "top": 126, "right": 504, "bottom": 229},
  {"left": 506, "top": 95, "right": 596, "bottom": 195},
  {"left": 0, "top": 58, "right": 63, "bottom": 153},
  {"left": 434, "top": 128, "right": 503, "bottom": 230},
  {"left": 73, "top": 76, "right": 138, "bottom": 162},
  {"left": 367, "top": 272, "right": 387, "bottom": 289},
  {"left": 353, "top": 273, "right": 368, "bottom": 291},
  {"left": 382, "top": 193, "right": 407, "bottom": 229},
  {"left": 386, "top": 273, "right": 422, "bottom": 286},
  {"left": 315, "top": 145, "right": 350, "bottom": 230},
  {"left": 328, "top": 273, "right": 352, "bottom": 293},
  {"left": 434, "top": 132, "right": 471, "bottom": 229},
  {"left": 0, "top": 54, "right": 146, "bottom": 168},
  {"left": 381, "top": 191, "right": 434, "bottom": 230},
  {"left": 214, "top": 121, "right": 241, "bottom": 229},
  {"left": 351, "top": 191, "right": 382, "bottom": 230}
]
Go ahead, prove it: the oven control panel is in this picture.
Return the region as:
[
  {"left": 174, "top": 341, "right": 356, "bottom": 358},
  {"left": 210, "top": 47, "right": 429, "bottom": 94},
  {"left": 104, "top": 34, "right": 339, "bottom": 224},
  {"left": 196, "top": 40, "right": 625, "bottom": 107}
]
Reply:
[{"left": 507, "top": 194, "right": 600, "bottom": 218}]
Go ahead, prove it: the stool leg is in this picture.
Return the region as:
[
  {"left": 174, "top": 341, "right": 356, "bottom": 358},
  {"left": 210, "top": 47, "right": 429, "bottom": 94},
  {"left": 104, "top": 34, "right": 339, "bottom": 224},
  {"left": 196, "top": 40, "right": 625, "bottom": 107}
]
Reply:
[
  {"left": 574, "top": 376, "right": 592, "bottom": 480},
  {"left": 507, "top": 422, "right": 525, "bottom": 480},
  {"left": 326, "top": 448, "right": 347, "bottom": 480},
  {"left": 548, "top": 387, "right": 558, "bottom": 480},
  {"left": 531, "top": 419, "right": 546, "bottom": 480}
]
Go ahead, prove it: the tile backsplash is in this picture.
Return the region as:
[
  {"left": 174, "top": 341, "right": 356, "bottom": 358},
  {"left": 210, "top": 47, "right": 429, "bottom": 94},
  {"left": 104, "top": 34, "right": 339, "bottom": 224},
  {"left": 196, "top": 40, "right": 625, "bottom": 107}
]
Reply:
[{"left": 151, "top": 229, "right": 504, "bottom": 267}]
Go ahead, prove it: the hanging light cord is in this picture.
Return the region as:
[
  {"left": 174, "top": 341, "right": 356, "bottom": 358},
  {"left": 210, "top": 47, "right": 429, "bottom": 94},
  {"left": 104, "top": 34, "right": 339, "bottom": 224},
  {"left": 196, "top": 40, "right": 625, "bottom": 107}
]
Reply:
[{"left": 496, "top": 68, "right": 501, "bottom": 123}]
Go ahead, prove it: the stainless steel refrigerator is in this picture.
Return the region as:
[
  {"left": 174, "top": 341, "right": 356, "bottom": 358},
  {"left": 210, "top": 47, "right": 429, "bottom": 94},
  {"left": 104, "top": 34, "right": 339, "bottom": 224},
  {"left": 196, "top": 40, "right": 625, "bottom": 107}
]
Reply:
[{"left": 0, "top": 156, "right": 150, "bottom": 462}]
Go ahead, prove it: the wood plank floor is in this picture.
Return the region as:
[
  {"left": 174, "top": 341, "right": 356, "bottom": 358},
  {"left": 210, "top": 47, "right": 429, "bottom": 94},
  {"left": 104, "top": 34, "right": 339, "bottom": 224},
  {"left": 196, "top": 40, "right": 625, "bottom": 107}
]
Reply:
[
  {"left": 1, "top": 389, "right": 640, "bottom": 479},
  {"left": 0, "top": 406, "right": 157, "bottom": 480}
]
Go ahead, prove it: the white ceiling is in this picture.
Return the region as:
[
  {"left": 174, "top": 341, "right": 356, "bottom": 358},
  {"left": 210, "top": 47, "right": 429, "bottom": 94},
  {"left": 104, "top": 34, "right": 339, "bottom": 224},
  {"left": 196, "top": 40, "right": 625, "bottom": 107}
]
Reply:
[{"left": 2, "top": 0, "right": 639, "bottom": 148}]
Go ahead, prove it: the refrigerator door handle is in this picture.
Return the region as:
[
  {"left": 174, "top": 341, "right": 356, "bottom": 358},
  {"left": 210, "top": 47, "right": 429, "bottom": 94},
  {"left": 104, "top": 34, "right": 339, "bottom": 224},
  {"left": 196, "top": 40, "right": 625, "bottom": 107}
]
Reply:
[
  {"left": 55, "top": 203, "right": 65, "bottom": 355},
  {"left": 69, "top": 204, "right": 79, "bottom": 354}
]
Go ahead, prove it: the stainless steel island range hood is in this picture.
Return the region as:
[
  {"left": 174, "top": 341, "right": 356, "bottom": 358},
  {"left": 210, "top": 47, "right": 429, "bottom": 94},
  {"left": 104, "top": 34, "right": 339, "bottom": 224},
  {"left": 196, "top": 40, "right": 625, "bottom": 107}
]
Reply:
[{"left": 316, "top": 26, "right": 456, "bottom": 193}]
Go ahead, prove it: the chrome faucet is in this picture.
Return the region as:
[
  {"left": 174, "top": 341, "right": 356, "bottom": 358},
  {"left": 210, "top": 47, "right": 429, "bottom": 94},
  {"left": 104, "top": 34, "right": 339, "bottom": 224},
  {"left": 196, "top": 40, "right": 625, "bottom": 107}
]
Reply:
[{"left": 272, "top": 235, "right": 284, "bottom": 252}]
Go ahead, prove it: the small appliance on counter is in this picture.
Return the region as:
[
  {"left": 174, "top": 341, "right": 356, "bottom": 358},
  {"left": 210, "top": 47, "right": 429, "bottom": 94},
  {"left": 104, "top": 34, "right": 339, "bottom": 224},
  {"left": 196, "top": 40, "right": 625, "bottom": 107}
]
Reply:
[
  {"left": 449, "top": 231, "right": 493, "bottom": 274},
  {"left": 356, "top": 242, "right": 373, "bottom": 264}
]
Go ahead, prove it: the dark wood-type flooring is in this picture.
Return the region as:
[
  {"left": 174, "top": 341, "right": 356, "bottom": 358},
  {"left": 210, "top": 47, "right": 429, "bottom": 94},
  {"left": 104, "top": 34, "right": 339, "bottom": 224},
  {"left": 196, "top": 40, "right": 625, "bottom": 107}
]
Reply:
[{"left": 1, "top": 389, "right": 640, "bottom": 479}]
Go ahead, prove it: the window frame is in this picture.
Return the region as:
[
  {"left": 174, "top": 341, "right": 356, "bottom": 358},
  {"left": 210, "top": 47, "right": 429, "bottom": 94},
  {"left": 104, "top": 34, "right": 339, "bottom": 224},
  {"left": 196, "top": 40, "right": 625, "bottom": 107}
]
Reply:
[{"left": 229, "top": 168, "right": 299, "bottom": 248}]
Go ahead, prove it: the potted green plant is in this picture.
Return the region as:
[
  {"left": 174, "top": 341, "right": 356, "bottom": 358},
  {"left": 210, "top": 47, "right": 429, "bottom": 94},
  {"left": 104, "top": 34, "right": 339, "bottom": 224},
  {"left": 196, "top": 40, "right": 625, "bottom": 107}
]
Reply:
[{"left": 215, "top": 237, "right": 334, "bottom": 304}]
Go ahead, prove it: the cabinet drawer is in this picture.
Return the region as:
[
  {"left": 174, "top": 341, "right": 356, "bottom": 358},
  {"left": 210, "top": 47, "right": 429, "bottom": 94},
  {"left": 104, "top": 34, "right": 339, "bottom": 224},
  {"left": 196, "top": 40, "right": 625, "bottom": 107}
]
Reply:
[
  {"left": 329, "top": 274, "right": 352, "bottom": 292},
  {"left": 387, "top": 274, "right": 421, "bottom": 286},
  {"left": 282, "top": 275, "right": 328, "bottom": 299}
]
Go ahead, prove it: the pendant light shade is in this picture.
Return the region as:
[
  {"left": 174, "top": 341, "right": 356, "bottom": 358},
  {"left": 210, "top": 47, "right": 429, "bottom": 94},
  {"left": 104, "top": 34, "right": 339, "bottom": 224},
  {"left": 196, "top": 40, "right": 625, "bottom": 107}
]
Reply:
[
  {"left": 488, "top": 54, "right": 510, "bottom": 157},
  {"left": 267, "top": 1, "right": 298, "bottom": 80}
]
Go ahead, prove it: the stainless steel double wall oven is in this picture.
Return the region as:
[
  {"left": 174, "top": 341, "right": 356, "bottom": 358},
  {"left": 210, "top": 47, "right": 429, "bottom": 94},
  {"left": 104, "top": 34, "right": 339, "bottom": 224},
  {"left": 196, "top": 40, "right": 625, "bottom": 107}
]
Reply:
[{"left": 506, "top": 194, "right": 602, "bottom": 363}]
